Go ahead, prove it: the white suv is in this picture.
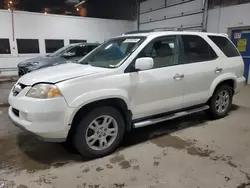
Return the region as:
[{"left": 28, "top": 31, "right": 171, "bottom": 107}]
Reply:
[{"left": 9, "top": 31, "right": 245, "bottom": 158}]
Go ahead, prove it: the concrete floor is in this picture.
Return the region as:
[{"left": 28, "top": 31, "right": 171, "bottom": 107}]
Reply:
[{"left": 0, "top": 82, "right": 250, "bottom": 188}]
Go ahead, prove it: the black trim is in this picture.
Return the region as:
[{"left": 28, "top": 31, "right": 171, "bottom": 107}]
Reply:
[
  {"left": 126, "top": 110, "right": 133, "bottom": 132},
  {"left": 140, "top": 0, "right": 195, "bottom": 15},
  {"left": 132, "top": 104, "right": 206, "bottom": 123},
  {"left": 140, "top": 10, "right": 203, "bottom": 25}
]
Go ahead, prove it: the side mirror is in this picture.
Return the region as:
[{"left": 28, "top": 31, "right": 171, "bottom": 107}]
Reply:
[{"left": 135, "top": 57, "right": 154, "bottom": 71}]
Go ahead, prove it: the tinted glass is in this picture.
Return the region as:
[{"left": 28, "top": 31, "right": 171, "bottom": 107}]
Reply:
[
  {"left": 45, "top": 39, "right": 64, "bottom": 53},
  {"left": 208, "top": 36, "right": 240, "bottom": 57},
  {"left": 17, "top": 39, "right": 39, "bottom": 54},
  {"left": 139, "top": 36, "right": 177, "bottom": 69},
  {"left": 79, "top": 37, "right": 145, "bottom": 68},
  {"left": 70, "top": 39, "right": 87, "bottom": 44},
  {"left": 0, "top": 39, "right": 11, "bottom": 54},
  {"left": 180, "top": 35, "right": 217, "bottom": 64}
]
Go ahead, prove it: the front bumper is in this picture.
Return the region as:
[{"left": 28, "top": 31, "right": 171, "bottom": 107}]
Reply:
[
  {"left": 18, "top": 67, "right": 30, "bottom": 77},
  {"left": 8, "top": 86, "right": 71, "bottom": 142}
]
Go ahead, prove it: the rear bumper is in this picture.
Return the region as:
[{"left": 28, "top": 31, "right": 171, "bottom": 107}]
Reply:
[{"left": 235, "top": 76, "right": 246, "bottom": 94}]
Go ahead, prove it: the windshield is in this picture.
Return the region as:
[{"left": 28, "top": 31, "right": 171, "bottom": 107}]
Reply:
[
  {"left": 48, "top": 45, "right": 72, "bottom": 57},
  {"left": 78, "top": 37, "right": 145, "bottom": 68}
]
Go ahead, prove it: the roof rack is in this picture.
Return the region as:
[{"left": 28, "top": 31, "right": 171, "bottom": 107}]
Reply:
[{"left": 123, "top": 27, "right": 184, "bottom": 35}]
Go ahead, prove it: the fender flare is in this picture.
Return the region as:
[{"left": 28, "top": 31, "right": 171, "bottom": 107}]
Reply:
[
  {"left": 209, "top": 73, "right": 237, "bottom": 97},
  {"left": 67, "top": 89, "right": 131, "bottom": 124}
]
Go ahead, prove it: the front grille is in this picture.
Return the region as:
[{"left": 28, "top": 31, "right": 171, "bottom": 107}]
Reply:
[
  {"left": 18, "top": 67, "right": 29, "bottom": 77},
  {"left": 12, "top": 83, "right": 27, "bottom": 96},
  {"left": 12, "top": 108, "right": 19, "bottom": 117}
]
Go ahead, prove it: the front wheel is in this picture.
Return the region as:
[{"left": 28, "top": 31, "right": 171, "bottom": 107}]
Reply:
[
  {"left": 73, "top": 106, "right": 125, "bottom": 158},
  {"left": 206, "top": 84, "right": 233, "bottom": 119}
]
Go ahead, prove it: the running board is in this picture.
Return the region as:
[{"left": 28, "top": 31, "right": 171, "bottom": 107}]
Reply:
[{"left": 133, "top": 105, "right": 209, "bottom": 128}]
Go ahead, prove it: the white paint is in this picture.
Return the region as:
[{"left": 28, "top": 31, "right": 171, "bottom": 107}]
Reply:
[
  {"left": 139, "top": 0, "right": 204, "bottom": 30},
  {"left": 0, "top": 10, "right": 136, "bottom": 75},
  {"left": 207, "top": 3, "right": 250, "bottom": 33},
  {"left": 8, "top": 31, "right": 245, "bottom": 141}
]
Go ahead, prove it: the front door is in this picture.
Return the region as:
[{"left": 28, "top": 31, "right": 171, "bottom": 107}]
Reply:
[
  {"left": 130, "top": 35, "right": 184, "bottom": 119},
  {"left": 231, "top": 29, "right": 250, "bottom": 84}
]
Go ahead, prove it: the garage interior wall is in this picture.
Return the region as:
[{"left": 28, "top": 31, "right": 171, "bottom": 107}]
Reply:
[
  {"left": 140, "top": 0, "right": 250, "bottom": 34},
  {"left": 0, "top": 10, "right": 136, "bottom": 75},
  {"left": 139, "top": 0, "right": 205, "bottom": 30},
  {"left": 207, "top": 3, "right": 250, "bottom": 34}
]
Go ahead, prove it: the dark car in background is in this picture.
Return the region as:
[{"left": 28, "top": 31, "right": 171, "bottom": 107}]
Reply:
[{"left": 18, "top": 42, "right": 99, "bottom": 76}]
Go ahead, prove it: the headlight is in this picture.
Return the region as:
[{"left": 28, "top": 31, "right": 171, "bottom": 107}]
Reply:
[
  {"left": 26, "top": 84, "right": 62, "bottom": 99},
  {"left": 31, "top": 62, "right": 39, "bottom": 66}
]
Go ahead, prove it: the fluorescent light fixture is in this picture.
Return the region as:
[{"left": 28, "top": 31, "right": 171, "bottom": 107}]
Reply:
[{"left": 75, "top": 0, "right": 86, "bottom": 7}]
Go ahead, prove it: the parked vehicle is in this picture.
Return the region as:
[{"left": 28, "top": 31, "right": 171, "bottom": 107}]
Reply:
[
  {"left": 9, "top": 30, "right": 245, "bottom": 158},
  {"left": 17, "top": 43, "right": 99, "bottom": 76}
]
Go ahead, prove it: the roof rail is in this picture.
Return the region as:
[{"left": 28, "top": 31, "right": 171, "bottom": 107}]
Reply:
[{"left": 123, "top": 27, "right": 184, "bottom": 35}]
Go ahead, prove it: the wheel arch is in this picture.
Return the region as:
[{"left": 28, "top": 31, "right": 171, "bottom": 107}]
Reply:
[
  {"left": 209, "top": 74, "right": 237, "bottom": 97},
  {"left": 67, "top": 97, "right": 133, "bottom": 140}
]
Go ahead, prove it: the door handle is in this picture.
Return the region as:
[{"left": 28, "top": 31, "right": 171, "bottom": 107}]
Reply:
[
  {"left": 215, "top": 67, "right": 223, "bottom": 74},
  {"left": 173, "top": 74, "right": 184, "bottom": 80}
]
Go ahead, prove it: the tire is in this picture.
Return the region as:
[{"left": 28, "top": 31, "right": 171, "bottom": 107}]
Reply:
[
  {"left": 206, "top": 84, "right": 233, "bottom": 119},
  {"left": 73, "top": 106, "right": 125, "bottom": 158}
]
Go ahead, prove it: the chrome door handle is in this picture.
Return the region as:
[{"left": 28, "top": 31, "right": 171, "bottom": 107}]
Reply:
[
  {"left": 173, "top": 74, "right": 184, "bottom": 80},
  {"left": 215, "top": 67, "right": 223, "bottom": 74}
]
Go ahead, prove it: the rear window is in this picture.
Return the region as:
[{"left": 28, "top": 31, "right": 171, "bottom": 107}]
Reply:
[{"left": 208, "top": 36, "right": 240, "bottom": 57}]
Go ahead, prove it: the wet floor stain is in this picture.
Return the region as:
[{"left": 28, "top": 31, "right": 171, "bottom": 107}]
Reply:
[
  {"left": 150, "top": 135, "right": 192, "bottom": 149},
  {"left": 150, "top": 135, "right": 214, "bottom": 158},
  {"left": 109, "top": 154, "right": 125, "bottom": 164},
  {"left": 0, "top": 134, "right": 83, "bottom": 172},
  {"left": 16, "top": 185, "right": 28, "bottom": 188},
  {"left": 119, "top": 160, "right": 131, "bottom": 169},
  {"left": 132, "top": 165, "right": 140, "bottom": 171},
  {"left": 106, "top": 164, "right": 113, "bottom": 169},
  {"left": 82, "top": 168, "right": 90, "bottom": 173},
  {"left": 153, "top": 161, "right": 160, "bottom": 166},
  {"left": 52, "top": 161, "right": 69, "bottom": 168},
  {"left": 187, "top": 147, "right": 214, "bottom": 157},
  {"left": 227, "top": 161, "right": 238, "bottom": 168},
  {"left": 96, "top": 167, "right": 104, "bottom": 172}
]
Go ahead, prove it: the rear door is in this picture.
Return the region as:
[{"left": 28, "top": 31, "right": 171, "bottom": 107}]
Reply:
[{"left": 179, "top": 35, "right": 219, "bottom": 108}]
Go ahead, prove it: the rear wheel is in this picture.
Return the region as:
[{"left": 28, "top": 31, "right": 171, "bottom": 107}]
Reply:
[
  {"left": 73, "top": 106, "right": 125, "bottom": 158},
  {"left": 206, "top": 84, "right": 233, "bottom": 119}
]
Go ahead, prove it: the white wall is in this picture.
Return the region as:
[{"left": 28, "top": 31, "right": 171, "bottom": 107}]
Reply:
[
  {"left": 0, "top": 10, "right": 136, "bottom": 75},
  {"left": 207, "top": 3, "right": 250, "bottom": 34},
  {"left": 139, "top": 0, "right": 204, "bottom": 30}
]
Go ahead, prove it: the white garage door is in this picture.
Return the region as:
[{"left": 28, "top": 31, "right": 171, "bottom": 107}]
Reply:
[{"left": 139, "top": 0, "right": 205, "bottom": 31}]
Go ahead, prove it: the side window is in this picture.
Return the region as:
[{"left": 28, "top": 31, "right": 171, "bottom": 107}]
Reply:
[
  {"left": 65, "top": 46, "right": 86, "bottom": 57},
  {"left": 17, "top": 39, "right": 40, "bottom": 54},
  {"left": 45, "top": 39, "right": 64, "bottom": 53},
  {"left": 70, "top": 39, "right": 87, "bottom": 44},
  {"left": 88, "top": 45, "right": 98, "bottom": 52},
  {"left": 208, "top": 36, "right": 240, "bottom": 57},
  {"left": 139, "top": 36, "right": 177, "bottom": 69},
  {"left": 79, "top": 46, "right": 89, "bottom": 56},
  {"left": 0, "top": 39, "right": 11, "bottom": 54},
  {"left": 179, "top": 35, "right": 217, "bottom": 64}
]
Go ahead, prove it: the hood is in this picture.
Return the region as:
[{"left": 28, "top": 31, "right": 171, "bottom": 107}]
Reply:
[
  {"left": 18, "top": 56, "right": 65, "bottom": 67},
  {"left": 18, "top": 63, "right": 108, "bottom": 85}
]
